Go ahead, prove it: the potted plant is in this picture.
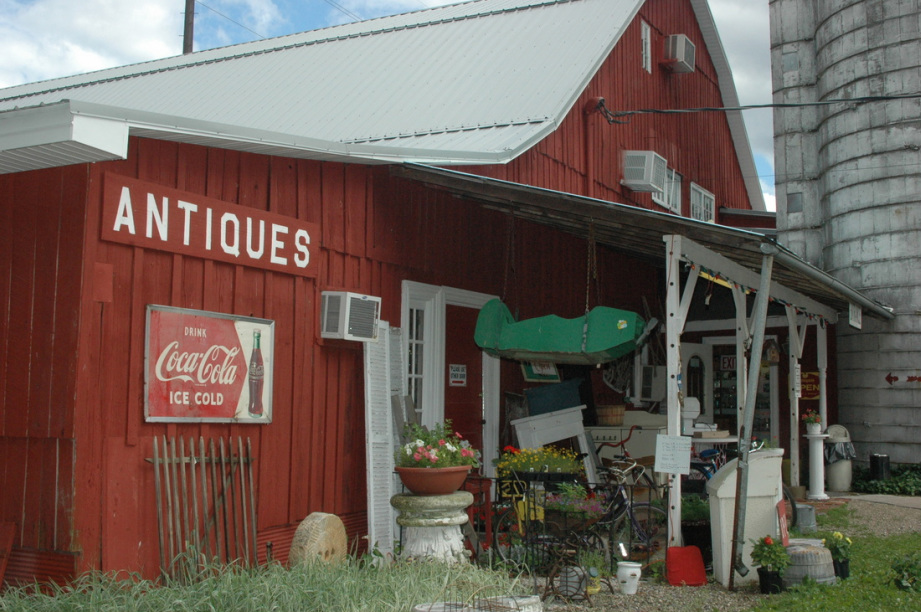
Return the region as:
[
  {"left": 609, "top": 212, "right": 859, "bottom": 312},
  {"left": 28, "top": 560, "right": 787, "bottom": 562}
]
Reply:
[
  {"left": 823, "top": 531, "right": 852, "bottom": 578},
  {"left": 801, "top": 409, "right": 822, "bottom": 434},
  {"left": 680, "top": 494, "right": 712, "bottom": 568},
  {"left": 542, "top": 482, "right": 603, "bottom": 535},
  {"left": 750, "top": 535, "right": 790, "bottom": 593},
  {"left": 394, "top": 420, "right": 481, "bottom": 495},
  {"left": 578, "top": 547, "right": 609, "bottom": 594},
  {"left": 495, "top": 445, "right": 583, "bottom": 478}
]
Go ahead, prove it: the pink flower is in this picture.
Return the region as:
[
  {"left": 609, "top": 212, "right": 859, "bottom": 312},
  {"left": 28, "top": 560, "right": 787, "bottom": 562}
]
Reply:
[{"left": 439, "top": 439, "right": 446, "bottom": 446}]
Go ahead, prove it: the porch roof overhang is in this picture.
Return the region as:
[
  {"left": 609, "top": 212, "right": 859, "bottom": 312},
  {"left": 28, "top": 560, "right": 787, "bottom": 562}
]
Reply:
[{"left": 392, "top": 163, "right": 894, "bottom": 322}]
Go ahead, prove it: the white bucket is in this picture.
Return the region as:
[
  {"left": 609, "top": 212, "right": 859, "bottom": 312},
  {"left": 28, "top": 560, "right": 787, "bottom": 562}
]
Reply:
[{"left": 616, "top": 561, "right": 642, "bottom": 595}]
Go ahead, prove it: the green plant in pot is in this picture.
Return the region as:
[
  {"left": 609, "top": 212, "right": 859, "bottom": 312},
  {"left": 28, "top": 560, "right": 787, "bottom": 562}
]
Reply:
[
  {"left": 680, "top": 495, "right": 712, "bottom": 567},
  {"left": 542, "top": 482, "right": 603, "bottom": 535},
  {"left": 750, "top": 535, "right": 790, "bottom": 594},
  {"left": 823, "top": 531, "right": 853, "bottom": 579}
]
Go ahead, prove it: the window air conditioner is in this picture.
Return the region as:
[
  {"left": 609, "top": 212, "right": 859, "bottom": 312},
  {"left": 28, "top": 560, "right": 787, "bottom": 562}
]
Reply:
[
  {"left": 637, "top": 365, "right": 666, "bottom": 403},
  {"left": 621, "top": 151, "right": 667, "bottom": 193},
  {"left": 320, "top": 291, "right": 381, "bottom": 342},
  {"left": 664, "top": 34, "right": 696, "bottom": 73}
]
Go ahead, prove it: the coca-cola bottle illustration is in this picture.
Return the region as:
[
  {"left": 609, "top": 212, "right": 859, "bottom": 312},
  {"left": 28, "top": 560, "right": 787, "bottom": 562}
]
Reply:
[{"left": 247, "top": 330, "right": 265, "bottom": 417}]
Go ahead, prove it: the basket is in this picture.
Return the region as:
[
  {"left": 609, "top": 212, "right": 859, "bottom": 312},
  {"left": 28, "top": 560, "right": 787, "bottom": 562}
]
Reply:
[{"left": 596, "top": 404, "right": 625, "bottom": 426}]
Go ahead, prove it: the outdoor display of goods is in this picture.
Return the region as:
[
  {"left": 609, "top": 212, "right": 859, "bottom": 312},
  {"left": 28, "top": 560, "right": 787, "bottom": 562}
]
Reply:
[
  {"left": 474, "top": 299, "right": 645, "bottom": 365},
  {"left": 596, "top": 405, "right": 625, "bottom": 426}
]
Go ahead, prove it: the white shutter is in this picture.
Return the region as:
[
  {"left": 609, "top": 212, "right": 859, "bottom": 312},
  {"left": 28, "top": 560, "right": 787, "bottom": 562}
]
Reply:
[{"left": 364, "top": 320, "right": 395, "bottom": 558}]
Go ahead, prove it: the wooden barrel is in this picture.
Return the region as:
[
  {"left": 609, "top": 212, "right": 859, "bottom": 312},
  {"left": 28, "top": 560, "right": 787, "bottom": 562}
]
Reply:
[
  {"left": 596, "top": 405, "right": 625, "bottom": 426},
  {"left": 782, "top": 544, "right": 836, "bottom": 587}
]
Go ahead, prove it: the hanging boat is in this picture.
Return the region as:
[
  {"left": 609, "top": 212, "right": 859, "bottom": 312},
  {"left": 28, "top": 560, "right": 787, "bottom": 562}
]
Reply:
[{"left": 473, "top": 299, "right": 645, "bottom": 365}]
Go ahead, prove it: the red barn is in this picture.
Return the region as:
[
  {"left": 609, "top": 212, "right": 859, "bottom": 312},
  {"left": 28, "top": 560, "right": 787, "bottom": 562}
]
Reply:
[{"left": 0, "top": 0, "right": 887, "bottom": 585}]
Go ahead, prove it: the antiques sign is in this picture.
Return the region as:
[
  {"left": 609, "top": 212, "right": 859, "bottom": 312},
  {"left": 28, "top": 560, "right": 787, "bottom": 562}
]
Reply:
[
  {"left": 145, "top": 305, "right": 274, "bottom": 423},
  {"left": 102, "top": 173, "right": 319, "bottom": 277}
]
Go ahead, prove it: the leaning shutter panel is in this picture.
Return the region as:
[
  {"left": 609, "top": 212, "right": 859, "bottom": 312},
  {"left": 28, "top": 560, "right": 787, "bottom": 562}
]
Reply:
[{"left": 364, "top": 320, "right": 395, "bottom": 558}]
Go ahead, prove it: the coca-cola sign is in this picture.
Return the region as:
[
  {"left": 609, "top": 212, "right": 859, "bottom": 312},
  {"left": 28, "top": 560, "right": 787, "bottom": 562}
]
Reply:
[{"left": 145, "top": 305, "right": 273, "bottom": 423}]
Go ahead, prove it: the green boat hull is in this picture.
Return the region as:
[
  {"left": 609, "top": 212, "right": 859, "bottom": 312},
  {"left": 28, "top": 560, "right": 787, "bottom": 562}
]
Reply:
[{"left": 473, "top": 299, "right": 645, "bottom": 365}]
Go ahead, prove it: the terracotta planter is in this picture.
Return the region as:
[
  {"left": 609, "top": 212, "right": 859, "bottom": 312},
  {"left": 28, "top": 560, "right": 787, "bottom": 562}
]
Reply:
[
  {"left": 757, "top": 567, "right": 785, "bottom": 594},
  {"left": 395, "top": 466, "right": 470, "bottom": 495}
]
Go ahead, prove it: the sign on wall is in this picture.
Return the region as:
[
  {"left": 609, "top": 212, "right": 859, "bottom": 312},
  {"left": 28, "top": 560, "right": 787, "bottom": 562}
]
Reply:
[
  {"left": 102, "top": 173, "right": 319, "bottom": 277},
  {"left": 145, "top": 305, "right": 274, "bottom": 423}
]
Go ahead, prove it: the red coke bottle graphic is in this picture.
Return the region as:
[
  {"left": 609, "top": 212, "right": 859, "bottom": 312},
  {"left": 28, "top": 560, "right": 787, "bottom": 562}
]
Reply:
[{"left": 248, "top": 330, "right": 264, "bottom": 417}]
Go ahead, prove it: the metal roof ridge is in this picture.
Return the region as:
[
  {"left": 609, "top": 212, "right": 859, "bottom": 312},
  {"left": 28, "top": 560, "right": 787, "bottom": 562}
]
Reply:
[
  {"left": 342, "top": 116, "right": 552, "bottom": 144},
  {"left": 0, "top": 0, "right": 580, "bottom": 105}
]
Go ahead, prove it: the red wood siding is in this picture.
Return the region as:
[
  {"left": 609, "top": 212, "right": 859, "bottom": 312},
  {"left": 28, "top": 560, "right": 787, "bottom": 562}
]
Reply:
[
  {"left": 0, "top": 0, "right": 755, "bottom": 582},
  {"left": 466, "top": 0, "right": 753, "bottom": 218}
]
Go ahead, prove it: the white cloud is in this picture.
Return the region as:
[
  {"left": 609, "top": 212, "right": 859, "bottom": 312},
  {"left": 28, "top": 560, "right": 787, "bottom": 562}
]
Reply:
[{"left": 0, "top": 0, "right": 181, "bottom": 88}]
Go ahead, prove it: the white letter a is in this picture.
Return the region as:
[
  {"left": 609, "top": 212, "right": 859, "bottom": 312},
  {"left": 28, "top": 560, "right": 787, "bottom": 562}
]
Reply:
[{"left": 114, "top": 186, "right": 136, "bottom": 234}]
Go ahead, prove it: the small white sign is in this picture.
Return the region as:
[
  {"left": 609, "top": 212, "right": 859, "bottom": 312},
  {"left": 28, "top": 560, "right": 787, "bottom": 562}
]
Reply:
[
  {"left": 849, "top": 303, "right": 862, "bottom": 330},
  {"left": 794, "top": 363, "right": 802, "bottom": 398},
  {"left": 654, "top": 434, "right": 692, "bottom": 475},
  {"left": 449, "top": 364, "right": 467, "bottom": 387}
]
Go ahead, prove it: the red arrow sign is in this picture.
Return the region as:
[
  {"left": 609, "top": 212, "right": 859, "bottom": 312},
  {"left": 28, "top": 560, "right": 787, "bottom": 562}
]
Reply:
[{"left": 886, "top": 373, "right": 899, "bottom": 385}]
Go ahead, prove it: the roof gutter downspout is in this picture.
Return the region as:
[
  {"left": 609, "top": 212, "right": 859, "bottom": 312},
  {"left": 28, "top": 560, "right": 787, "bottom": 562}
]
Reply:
[{"left": 759, "top": 241, "right": 894, "bottom": 320}]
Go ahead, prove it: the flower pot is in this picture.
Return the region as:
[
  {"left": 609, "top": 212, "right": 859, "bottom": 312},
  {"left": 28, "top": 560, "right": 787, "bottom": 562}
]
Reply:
[
  {"left": 833, "top": 559, "right": 850, "bottom": 579},
  {"left": 616, "top": 561, "right": 642, "bottom": 595},
  {"left": 757, "top": 567, "right": 785, "bottom": 594},
  {"left": 396, "top": 466, "right": 471, "bottom": 495},
  {"left": 806, "top": 422, "right": 821, "bottom": 435}
]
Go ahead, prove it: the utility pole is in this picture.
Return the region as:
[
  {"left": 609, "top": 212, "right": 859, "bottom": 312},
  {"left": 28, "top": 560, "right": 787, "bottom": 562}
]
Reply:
[{"left": 183, "top": 0, "right": 195, "bottom": 54}]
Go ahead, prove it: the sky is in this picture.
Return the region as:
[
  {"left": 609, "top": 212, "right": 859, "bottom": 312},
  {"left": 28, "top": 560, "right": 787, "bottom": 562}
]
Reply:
[{"left": 0, "top": 0, "right": 775, "bottom": 210}]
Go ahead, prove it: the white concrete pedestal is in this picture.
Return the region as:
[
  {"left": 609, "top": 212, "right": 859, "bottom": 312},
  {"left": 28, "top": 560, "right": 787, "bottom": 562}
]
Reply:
[
  {"left": 805, "top": 432, "right": 829, "bottom": 500},
  {"left": 391, "top": 491, "right": 474, "bottom": 563}
]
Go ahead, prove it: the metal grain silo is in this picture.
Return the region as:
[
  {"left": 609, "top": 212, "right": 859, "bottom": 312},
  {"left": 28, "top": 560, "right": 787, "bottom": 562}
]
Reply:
[{"left": 771, "top": 0, "right": 921, "bottom": 463}]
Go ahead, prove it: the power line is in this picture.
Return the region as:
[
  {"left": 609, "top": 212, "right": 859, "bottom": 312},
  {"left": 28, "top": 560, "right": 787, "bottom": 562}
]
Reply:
[
  {"left": 596, "top": 94, "right": 921, "bottom": 124},
  {"left": 319, "top": 0, "right": 363, "bottom": 22},
  {"left": 196, "top": 1, "right": 267, "bottom": 39}
]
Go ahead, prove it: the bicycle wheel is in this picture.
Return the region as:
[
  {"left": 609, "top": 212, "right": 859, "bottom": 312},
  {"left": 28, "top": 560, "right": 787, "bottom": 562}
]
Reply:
[
  {"left": 610, "top": 503, "right": 668, "bottom": 567},
  {"left": 491, "top": 507, "right": 554, "bottom": 572},
  {"left": 492, "top": 507, "right": 522, "bottom": 565}
]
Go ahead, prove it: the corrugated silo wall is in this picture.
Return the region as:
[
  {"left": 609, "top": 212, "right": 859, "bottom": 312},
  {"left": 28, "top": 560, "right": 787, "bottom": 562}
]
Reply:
[{"left": 772, "top": 0, "right": 921, "bottom": 464}]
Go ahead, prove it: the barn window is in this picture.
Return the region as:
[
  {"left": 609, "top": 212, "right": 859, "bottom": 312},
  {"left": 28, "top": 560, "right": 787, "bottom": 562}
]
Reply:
[
  {"left": 690, "top": 183, "right": 716, "bottom": 222},
  {"left": 641, "top": 21, "right": 652, "bottom": 73},
  {"left": 653, "top": 167, "right": 682, "bottom": 213},
  {"left": 407, "top": 307, "right": 425, "bottom": 408}
]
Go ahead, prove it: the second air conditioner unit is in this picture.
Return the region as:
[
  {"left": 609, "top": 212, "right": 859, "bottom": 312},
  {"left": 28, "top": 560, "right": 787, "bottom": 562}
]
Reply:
[
  {"left": 664, "top": 34, "right": 696, "bottom": 73},
  {"left": 621, "top": 150, "right": 668, "bottom": 193},
  {"left": 320, "top": 291, "right": 381, "bottom": 342}
]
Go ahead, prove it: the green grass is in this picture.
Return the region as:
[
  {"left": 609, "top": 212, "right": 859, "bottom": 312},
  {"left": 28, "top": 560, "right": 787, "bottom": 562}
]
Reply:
[
  {"left": 749, "top": 504, "right": 921, "bottom": 611},
  {"left": 0, "top": 557, "right": 529, "bottom": 612}
]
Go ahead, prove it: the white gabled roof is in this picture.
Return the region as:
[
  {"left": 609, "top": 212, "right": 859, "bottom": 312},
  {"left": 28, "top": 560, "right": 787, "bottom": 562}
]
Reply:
[
  {"left": 0, "top": 0, "right": 764, "bottom": 211},
  {"left": 0, "top": 0, "right": 642, "bottom": 171}
]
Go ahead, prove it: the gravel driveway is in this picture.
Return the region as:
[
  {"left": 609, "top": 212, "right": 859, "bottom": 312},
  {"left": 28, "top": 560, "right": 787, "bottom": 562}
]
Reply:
[{"left": 540, "top": 496, "right": 921, "bottom": 612}]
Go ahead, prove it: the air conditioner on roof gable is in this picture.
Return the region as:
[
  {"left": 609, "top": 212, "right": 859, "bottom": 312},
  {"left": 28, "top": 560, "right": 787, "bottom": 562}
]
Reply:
[
  {"left": 320, "top": 291, "right": 381, "bottom": 342},
  {"left": 621, "top": 151, "right": 667, "bottom": 193},
  {"left": 664, "top": 34, "right": 696, "bottom": 73}
]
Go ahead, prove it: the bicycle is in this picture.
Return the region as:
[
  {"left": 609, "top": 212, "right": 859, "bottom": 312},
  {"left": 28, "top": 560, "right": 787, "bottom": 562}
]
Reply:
[
  {"left": 591, "top": 457, "right": 668, "bottom": 571},
  {"left": 594, "top": 424, "right": 662, "bottom": 502},
  {"left": 687, "top": 438, "right": 798, "bottom": 529}
]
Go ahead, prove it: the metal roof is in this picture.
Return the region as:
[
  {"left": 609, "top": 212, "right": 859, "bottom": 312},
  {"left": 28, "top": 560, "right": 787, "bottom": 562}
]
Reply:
[
  {"left": 0, "top": 0, "right": 763, "bottom": 211},
  {"left": 0, "top": 0, "right": 640, "bottom": 169},
  {"left": 391, "top": 163, "right": 894, "bottom": 321}
]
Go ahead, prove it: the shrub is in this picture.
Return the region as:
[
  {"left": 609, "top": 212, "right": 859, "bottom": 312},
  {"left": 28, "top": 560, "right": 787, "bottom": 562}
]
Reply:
[{"left": 893, "top": 552, "right": 921, "bottom": 592}]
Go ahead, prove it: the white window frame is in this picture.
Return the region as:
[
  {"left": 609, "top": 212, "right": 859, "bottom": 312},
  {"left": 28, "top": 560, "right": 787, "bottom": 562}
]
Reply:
[
  {"left": 690, "top": 183, "right": 716, "bottom": 222},
  {"left": 641, "top": 21, "right": 652, "bottom": 73},
  {"left": 400, "top": 281, "right": 502, "bottom": 476},
  {"left": 652, "top": 167, "right": 681, "bottom": 214}
]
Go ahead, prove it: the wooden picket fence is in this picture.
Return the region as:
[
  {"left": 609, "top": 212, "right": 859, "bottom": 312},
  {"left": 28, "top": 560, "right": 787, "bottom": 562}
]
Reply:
[{"left": 149, "top": 436, "right": 257, "bottom": 581}]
